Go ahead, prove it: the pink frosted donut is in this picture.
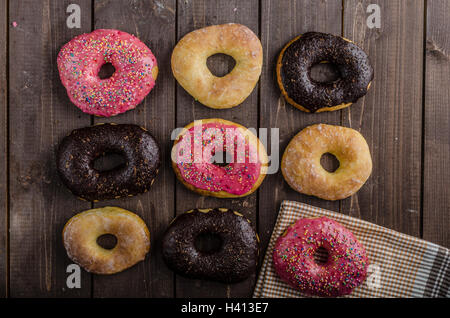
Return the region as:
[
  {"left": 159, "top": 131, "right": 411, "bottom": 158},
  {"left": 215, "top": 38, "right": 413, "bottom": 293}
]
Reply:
[
  {"left": 171, "top": 119, "right": 268, "bottom": 198},
  {"left": 273, "top": 217, "right": 368, "bottom": 297},
  {"left": 57, "top": 29, "right": 158, "bottom": 117}
]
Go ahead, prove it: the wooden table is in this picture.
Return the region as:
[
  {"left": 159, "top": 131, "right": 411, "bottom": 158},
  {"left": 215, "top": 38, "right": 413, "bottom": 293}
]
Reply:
[{"left": 0, "top": 0, "right": 448, "bottom": 298}]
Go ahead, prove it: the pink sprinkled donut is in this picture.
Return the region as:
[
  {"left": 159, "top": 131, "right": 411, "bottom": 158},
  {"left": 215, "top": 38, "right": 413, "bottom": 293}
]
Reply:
[
  {"left": 273, "top": 217, "right": 368, "bottom": 297},
  {"left": 171, "top": 119, "right": 268, "bottom": 198},
  {"left": 57, "top": 29, "right": 158, "bottom": 117}
]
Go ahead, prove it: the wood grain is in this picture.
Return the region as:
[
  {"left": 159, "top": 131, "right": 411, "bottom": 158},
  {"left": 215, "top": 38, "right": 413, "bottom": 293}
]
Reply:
[
  {"left": 8, "top": 0, "right": 92, "bottom": 297},
  {"left": 423, "top": 0, "right": 450, "bottom": 247},
  {"left": 342, "top": 0, "right": 423, "bottom": 238},
  {"left": 259, "top": 0, "right": 343, "bottom": 259},
  {"left": 92, "top": 0, "right": 176, "bottom": 297},
  {"left": 2, "top": 0, "right": 449, "bottom": 297},
  {"left": 175, "top": 0, "right": 259, "bottom": 298},
  {"left": 0, "top": 0, "right": 7, "bottom": 298}
]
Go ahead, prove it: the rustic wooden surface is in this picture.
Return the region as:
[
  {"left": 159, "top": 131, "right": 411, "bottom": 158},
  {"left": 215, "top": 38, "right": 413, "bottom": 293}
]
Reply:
[
  {"left": 259, "top": 0, "right": 343, "bottom": 262},
  {"left": 8, "top": 0, "right": 92, "bottom": 297},
  {"left": 92, "top": 0, "right": 176, "bottom": 298},
  {"left": 1, "top": 0, "right": 449, "bottom": 297},
  {"left": 0, "top": 0, "right": 7, "bottom": 299},
  {"left": 423, "top": 0, "right": 450, "bottom": 247},
  {"left": 342, "top": 0, "right": 424, "bottom": 236},
  {"left": 175, "top": 0, "right": 259, "bottom": 298}
]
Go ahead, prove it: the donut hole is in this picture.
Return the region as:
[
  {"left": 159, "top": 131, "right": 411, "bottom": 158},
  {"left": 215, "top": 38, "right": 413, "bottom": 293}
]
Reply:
[
  {"left": 98, "top": 62, "right": 116, "bottom": 79},
  {"left": 207, "top": 53, "right": 236, "bottom": 77},
  {"left": 310, "top": 62, "right": 341, "bottom": 83},
  {"left": 320, "top": 152, "right": 340, "bottom": 173},
  {"left": 97, "top": 234, "right": 118, "bottom": 250},
  {"left": 313, "top": 246, "right": 329, "bottom": 265},
  {"left": 93, "top": 152, "right": 126, "bottom": 172},
  {"left": 210, "top": 151, "right": 233, "bottom": 167},
  {"left": 194, "top": 232, "right": 223, "bottom": 254}
]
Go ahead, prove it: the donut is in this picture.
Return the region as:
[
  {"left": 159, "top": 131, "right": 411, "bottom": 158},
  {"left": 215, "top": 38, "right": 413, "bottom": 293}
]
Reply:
[
  {"left": 57, "top": 123, "right": 160, "bottom": 201},
  {"left": 63, "top": 206, "right": 150, "bottom": 274},
  {"left": 273, "top": 216, "right": 368, "bottom": 297},
  {"left": 171, "top": 118, "right": 268, "bottom": 198},
  {"left": 57, "top": 29, "right": 158, "bottom": 117},
  {"left": 162, "top": 208, "right": 259, "bottom": 283},
  {"left": 276, "top": 32, "right": 373, "bottom": 113},
  {"left": 171, "top": 23, "right": 262, "bottom": 109},
  {"left": 282, "top": 124, "right": 372, "bottom": 201}
]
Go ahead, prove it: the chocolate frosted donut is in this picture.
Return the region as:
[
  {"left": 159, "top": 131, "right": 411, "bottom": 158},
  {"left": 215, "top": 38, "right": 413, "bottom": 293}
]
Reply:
[
  {"left": 277, "top": 32, "right": 373, "bottom": 113},
  {"left": 57, "top": 123, "right": 160, "bottom": 201},
  {"left": 162, "top": 208, "right": 259, "bottom": 283}
]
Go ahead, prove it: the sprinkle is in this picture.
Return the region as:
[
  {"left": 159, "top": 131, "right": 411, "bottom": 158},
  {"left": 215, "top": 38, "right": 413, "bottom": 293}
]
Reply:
[
  {"left": 174, "top": 122, "right": 262, "bottom": 195},
  {"left": 57, "top": 29, "right": 157, "bottom": 117},
  {"left": 273, "top": 217, "right": 368, "bottom": 296}
]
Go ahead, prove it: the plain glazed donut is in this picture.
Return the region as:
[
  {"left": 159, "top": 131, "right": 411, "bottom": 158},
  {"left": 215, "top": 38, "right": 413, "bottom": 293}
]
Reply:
[
  {"left": 171, "top": 23, "right": 263, "bottom": 109},
  {"left": 273, "top": 217, "right": 369, "bottom": 297},
  {"left": 57, "top": 123, "right": 160, "bottom": 201},
  {"left": 63, "top": 207, "right": 150, "bottom": 274},
  {"left": 281, "top": 124, "right": 372, "bottom": 200},
  {"left": 171, "top": 119, "right": 268, "bottom": 198},
  {"left": 162, "top": 208, "right": 259, "bottom": 283},
  {"left": 58, "top": 29, "right": 158, "bottom": 117},
  {"left": 277, "top": 32, "right": 373, "bottom": 113}
]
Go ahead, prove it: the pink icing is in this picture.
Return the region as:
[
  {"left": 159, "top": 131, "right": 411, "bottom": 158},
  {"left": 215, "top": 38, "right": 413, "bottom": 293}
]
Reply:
[
  {"left": 174, "top": 122, "right": 262, "bottom": 195},
  {"left": 272, "top": 217, "right": 368, "bottom": 297},
  {"left": 57, "top": 29, "right": 157, "bottom": 117}
]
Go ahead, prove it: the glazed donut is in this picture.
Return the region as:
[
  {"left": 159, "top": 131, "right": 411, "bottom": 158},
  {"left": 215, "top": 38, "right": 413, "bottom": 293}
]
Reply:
[
  {"left": 171, "top": 23, "right": 262, "bottom": 109},
  {"left": 273, "top": 217, "right": 368, "bottom": 297},
  {"left": 277, "top": 32, "right": 373, "bottom": 113},
  {"left": 58, "top": 29, "right": 158, "bottom": 117},
  {"left": 162, "top": 208, "right": 259, "bottom": 283},
  {"left": 171, "top": 119, "right": 268, "bottom": 198},
  {"left": 281, "top": 124, "right": 372, "bottom": 200},
  {"left": 63, "top": 207, "right": 150, "bottom": 274},
  {"left": 57, "top": 123, "right": 160, "bottom": 201}
]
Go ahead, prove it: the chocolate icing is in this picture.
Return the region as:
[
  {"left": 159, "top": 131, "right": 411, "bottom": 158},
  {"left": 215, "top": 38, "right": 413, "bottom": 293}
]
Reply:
[
  {"left": 279, "top": 32, "right": 374, "bottom": 112},
  {"left": 162, "top": 208, "right": 259, "bottom": 283},
  {"left": 56, "top": 123, "right": 160, "bottom": 201}
]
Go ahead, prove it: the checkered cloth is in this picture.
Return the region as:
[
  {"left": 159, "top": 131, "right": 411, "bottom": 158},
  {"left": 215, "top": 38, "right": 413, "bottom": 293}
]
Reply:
[{"left": 253, "top": 200, "right": 450, "bottom": 298}]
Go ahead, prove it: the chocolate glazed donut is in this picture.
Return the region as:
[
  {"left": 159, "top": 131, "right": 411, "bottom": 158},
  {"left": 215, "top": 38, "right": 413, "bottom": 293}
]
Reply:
[
  {"left": 277, "top": 32, "right": 374, "bottom": 113},
  {"left": 56, "top": 123, "right": 160, "bottom": 201},
  {"left": 162, "top": 208, "right": 259, "bottom": 283}
]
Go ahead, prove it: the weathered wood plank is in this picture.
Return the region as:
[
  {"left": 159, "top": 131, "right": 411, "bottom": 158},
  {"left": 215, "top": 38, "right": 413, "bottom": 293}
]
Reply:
[
  {"left": 9, "top": 0, "right": 92, "bottom": 297},
  {"left": 423, "top": 0, "right": 450, "bottom": 247},
  {"left": 342, "top": 0, "right": 423, "bottom": 237},
  {"left": 175, "top": 0, "right": 259, "bottom": 298},
  {"left": 259, "top": 0, "right": 343, "bottom": 259},
  {"left": 0, "top": 0, "right": 7, "bottom": 298},
  {"left": 4, "top": 0, "right": 448, "bottom": 298},
  {"left": 92, "top": 0, "right": 176, "bottom": 297}
]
